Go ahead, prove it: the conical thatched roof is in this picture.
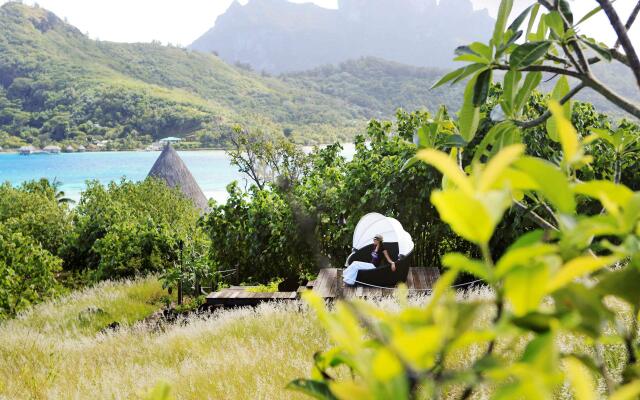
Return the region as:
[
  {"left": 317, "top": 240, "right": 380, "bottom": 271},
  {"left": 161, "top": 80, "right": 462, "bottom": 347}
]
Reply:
[{"left": 148, "top": 144, "right": 209, "bottom": 211}]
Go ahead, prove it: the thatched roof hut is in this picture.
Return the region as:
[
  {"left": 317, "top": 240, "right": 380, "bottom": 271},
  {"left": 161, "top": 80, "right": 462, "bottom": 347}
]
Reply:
[
  {"left": 77, "top": 145, "right": 86, "bottom": 152},
  {"left": 43, "top": 145, "right": 61, "bottom": 154},
  {"left": 147, "top": 144, "right": 209, "bottom": 211},
  {"left": 64, "top": 145, "right": 75, "bottom": 153},
  {"left": 19, "top": 145, "right": 36, "bottom": 155}
]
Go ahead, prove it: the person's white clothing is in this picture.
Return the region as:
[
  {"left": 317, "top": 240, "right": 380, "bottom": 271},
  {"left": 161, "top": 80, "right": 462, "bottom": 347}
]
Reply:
[{"left": 343, "top": 261, "right": 376, "bottom": 285}]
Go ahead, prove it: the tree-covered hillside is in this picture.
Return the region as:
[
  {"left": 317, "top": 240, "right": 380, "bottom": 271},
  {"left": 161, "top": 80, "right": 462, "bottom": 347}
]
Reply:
[
  {"left": 283, "top": 57, "right": 464, "bottom": 118},
  {"left": 0, "top": 2, "right": 366, "bottom": 148}
]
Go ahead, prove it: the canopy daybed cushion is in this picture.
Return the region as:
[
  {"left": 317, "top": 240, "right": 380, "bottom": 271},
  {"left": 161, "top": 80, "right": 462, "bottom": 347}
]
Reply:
[{"left": 345, "top": 213, "right": 415, "bottom": 287}]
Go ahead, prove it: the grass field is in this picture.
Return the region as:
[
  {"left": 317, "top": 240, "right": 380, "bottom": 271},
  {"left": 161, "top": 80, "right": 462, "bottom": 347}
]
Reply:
[
  {"left": 0, "top": 278, "right": 330, "bottom": 399},
  {"left": 0, "top": 278, "right": 633, "bottom": 399}
]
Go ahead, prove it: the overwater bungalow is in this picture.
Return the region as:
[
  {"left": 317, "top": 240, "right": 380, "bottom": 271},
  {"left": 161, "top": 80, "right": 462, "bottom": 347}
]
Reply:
[
  {"left": 19, "top": 145, "right": 36, "bottom": 155},
  {"left": 77, "top": 145, "right": 86, "bottom": 152},
  {"left": 64, "top": 145, "right": 75, "bottom": 153},
  {"left": 43, "top": 145, "right": 61, "bottom": 154}
]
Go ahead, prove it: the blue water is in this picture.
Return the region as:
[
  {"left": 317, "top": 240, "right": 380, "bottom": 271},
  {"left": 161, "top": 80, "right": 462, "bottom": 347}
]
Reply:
[
  {"left": 0, "top": 150, "right": 243, "bottom": 203},
  {"left": 0, "top": 144, "right": 355, "bottom": 203}
]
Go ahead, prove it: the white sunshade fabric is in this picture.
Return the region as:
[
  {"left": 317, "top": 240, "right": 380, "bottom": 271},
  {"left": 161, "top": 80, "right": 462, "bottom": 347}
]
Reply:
[{"left": 352, "top": 213, "right": 414, "bottom": 255}]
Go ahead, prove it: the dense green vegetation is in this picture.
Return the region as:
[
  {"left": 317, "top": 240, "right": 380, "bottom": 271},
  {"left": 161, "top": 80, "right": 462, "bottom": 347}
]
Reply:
[
  {"left": 0, "top": 2, "right": 365, "bottom": 149},
  {"left": 290, "top": 0, "right": 640, "bottom": 398},
  {"left": 283, "top": 57, "right": 464, "bottom": 117},
  {"left": 0, "top": 177, "right": 201, "bottom": 318},
  {"left": 1, "top": 2, "right": 636, "bottom": 152}
]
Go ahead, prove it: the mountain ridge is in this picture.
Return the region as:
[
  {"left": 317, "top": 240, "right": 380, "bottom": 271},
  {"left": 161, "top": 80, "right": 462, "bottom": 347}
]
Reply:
[{"left": 189, "top": 0, "right": 494, "bottom": 73}]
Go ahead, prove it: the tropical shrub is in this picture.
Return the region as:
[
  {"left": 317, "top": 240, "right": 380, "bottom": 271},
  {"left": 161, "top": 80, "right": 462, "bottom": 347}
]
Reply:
[
  {"left": 63, "top": 178, "right": 204, "bottom": 279},
  {"left": 202, "top": 182, "right": 316, "bottom": 284},
  {"left": 292, "top": 1, "right": 640, "bottom": 399},
  {"left": 0, "top": 224, "right": 61, "bottom": 318},
  {"left": 0, "top": 179, "right": 71, "bottom": 255}
]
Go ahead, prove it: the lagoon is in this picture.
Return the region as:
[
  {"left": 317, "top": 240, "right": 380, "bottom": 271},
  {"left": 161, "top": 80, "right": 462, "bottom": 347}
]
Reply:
[{"left": 0, "top": 145, "right": 355, "bottom": 203}]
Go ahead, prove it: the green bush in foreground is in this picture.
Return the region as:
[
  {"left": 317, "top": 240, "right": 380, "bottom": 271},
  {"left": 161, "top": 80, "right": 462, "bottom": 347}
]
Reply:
[
  {"left": 291, "top": 1, "right": 640, "bottom": 398},
  {"left": 0, "top": 224, "right": 61, "bottom": 318}
]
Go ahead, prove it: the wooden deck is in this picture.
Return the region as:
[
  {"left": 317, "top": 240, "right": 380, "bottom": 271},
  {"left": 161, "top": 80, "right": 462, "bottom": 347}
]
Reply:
[
  {"left": 312, "top": 268, "right": 440, "bottom": 299},
  {"left": 206, "top": 286, "right": 298, "bottom": 307},
  {"left": 206, "top": 268, "right": 439, "bottom": 307}
]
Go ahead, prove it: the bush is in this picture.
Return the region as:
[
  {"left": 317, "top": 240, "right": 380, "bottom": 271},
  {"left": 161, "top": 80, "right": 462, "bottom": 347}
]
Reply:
[
  {"left": 0, "top": 179, "right": 71, "bottom": 255},
  {"left": 63, "top": 178, "right": 203, "bottom": 279},
  {"left": 202, "top": 182, "right": 316, "bottom": 284},
  {"left": 0, "top": 224, "right": 61, "bottom": 318}
]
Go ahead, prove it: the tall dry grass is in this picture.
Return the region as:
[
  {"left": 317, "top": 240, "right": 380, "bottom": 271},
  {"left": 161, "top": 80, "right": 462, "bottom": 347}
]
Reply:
[
  {"left": 0, "top": 278, "right": 330, "bottom": 399},
  {"left": 0, "top": 280, "right": 633, "bottom": 399}
]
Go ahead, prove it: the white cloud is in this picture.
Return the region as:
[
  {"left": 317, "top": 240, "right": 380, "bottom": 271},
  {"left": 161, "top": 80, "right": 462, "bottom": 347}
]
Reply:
[
  {"left": 0, "top": 0, "right": 637, "bottom": 47},
  {"left": 470, "top": 0, "right": 639, "bottom": 47}
]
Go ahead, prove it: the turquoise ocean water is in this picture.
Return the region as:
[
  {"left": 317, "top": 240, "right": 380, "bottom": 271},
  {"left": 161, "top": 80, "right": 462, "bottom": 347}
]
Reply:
[{"left": 0, "top": 145, "right": 355, "bottom": 203}]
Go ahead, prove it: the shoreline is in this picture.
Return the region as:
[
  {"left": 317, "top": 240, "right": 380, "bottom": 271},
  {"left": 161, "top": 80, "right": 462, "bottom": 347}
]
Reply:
[{"left": 0, "top": 142, "right": 353, "bottom": 155}]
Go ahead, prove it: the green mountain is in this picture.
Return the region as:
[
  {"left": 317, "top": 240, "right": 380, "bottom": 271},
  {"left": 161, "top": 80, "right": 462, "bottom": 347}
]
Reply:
[
  {"left": 283, "top": 57, "right": 463, "bottom": 118},
  {"left": 1, "top": 2, "right": 634, "bottom": 151},
  {"left": 0, "top": 2, "right": 366, "bottom": 148}
]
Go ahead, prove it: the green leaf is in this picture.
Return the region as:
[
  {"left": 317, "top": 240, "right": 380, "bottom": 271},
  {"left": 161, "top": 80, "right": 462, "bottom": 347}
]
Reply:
[
  {"left": 526, "top": 4, "right": 541, "bottom": 38},
  {"left": 493, "top": 0, "right": 514, "bottom": 47},
  {"left": 580, "top": 36, "right": 612, "bottom": 61},
  {"left": 558, "top": 0, "right": 574, "bottom": 25},
  {"left": 510, "top": 41, "right": 552, "bottom": 69},
  {"left": 513, "top": 72, "right": 542, "bottom": 116},
  {"left": 564, "top": 357, "right": 597, "bottom": 400},
  {"left": 478, "top": 144, "right": 525, "bottom": 192},
  {"left": 431, "top": 190, "right": 504, "bottom": 245},
  {"left": 496, "top": 30, "right": 523, "bottom": 57},
  {"left": 573, "top": 181, "right": 634, "bottom": 208},
  {"left": 287, "top": 379, "right": 339, "bottom": 400},
  {"left": 459, "top": 75, "right": 482, "bottom": 142},
  {"left": 441, "top": 134, "right": 468, "bottom": 148},
  {"left": 442, "top": 253, "right": 492, "bottom": 281},
  {"left": 500, "top": 70, "right": 521, "bottom": 117},
  {"left": 432, "top": 63, "right": 486, "bottom": 89},
  {"left": 549, "top": 100, "right": 581, "bottom": 167},
  {"left": 511, "top": 312, "right": 554, "bottom": 333},
  {"left": 495, "top": 242, "right": 558, "bottom": 278},
  {"left": 546, "top": 76, "right": 571, "bottom": 142},
  {"left": 452, "top": 64, "right": 489, "bottom": 85},
  {"left": 609, "top": 381, "right": 640, "bottom": 400},
  {"left": 544, "top": 11, "right": 565, "bottom": 36},
  {"left": 546, "top": 255, "right": 620, "bottom": 293},
  {"left": 521, "top": 332, "right": 557, "bottom": 371},
  {"left": 400, "top": 155, "right": 420, "bottom": 171},
  {"left": 417, "top": 149, "right": 473, "bottom": 195},
  {"left": 576, "top": 5, "right": 602, "bottom": 26},
  {"left": 508, "top": 5, "right": 534, "bottom": 33},
  {"left": 472, "top": 121, "right": 522, "bottom": 166},
  {"left": 454, "top": 54, "right": 491, "bottom": 64},
  {"left": 514, "top": 157, "right": 575, "bottom": 214},
  {"left": 553, "top": 284, "right": 613, "bottom": 337},
  {"left": 505, "top": 262, "right": 551, "bottom": 316},
  {"left": 469, "top": 42, "right": 493, "bottom": 61},
  {"left": 473, "top": 69, "right": 492, "bottom": 107}
]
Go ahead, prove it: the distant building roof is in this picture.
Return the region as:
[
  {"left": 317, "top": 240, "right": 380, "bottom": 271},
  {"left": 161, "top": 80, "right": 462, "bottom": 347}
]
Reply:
[
  {"left": 147, "top": 144, "right": 208, "bottom": 211},
  {"left": 159, "top": 137, "right": 182, "bottom": 142}
]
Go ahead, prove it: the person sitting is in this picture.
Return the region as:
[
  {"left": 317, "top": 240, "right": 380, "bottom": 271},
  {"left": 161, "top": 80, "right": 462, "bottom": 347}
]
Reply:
[{"left": 343, "top": 234, "right": 396, "bottom": 286}]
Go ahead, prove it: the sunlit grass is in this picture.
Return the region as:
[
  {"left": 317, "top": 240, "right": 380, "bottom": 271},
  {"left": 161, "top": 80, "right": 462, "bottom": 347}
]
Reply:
[
  {"left": 0, "top": 280, "right": 633, "bottom": 399},
  {"left": 0, "top": 278, "right": 329, "bottom": 399}
]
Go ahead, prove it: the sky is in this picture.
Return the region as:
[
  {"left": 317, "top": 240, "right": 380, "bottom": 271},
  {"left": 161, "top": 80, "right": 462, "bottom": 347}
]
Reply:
[{"left": 0, "top": 0, "right": 638, "bottom": 47}]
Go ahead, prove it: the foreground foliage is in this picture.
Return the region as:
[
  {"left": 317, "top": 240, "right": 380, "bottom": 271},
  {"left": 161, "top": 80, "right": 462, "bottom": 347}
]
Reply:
[{"left": 292, "top": 1, "right": 640, "bottom": 399}]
